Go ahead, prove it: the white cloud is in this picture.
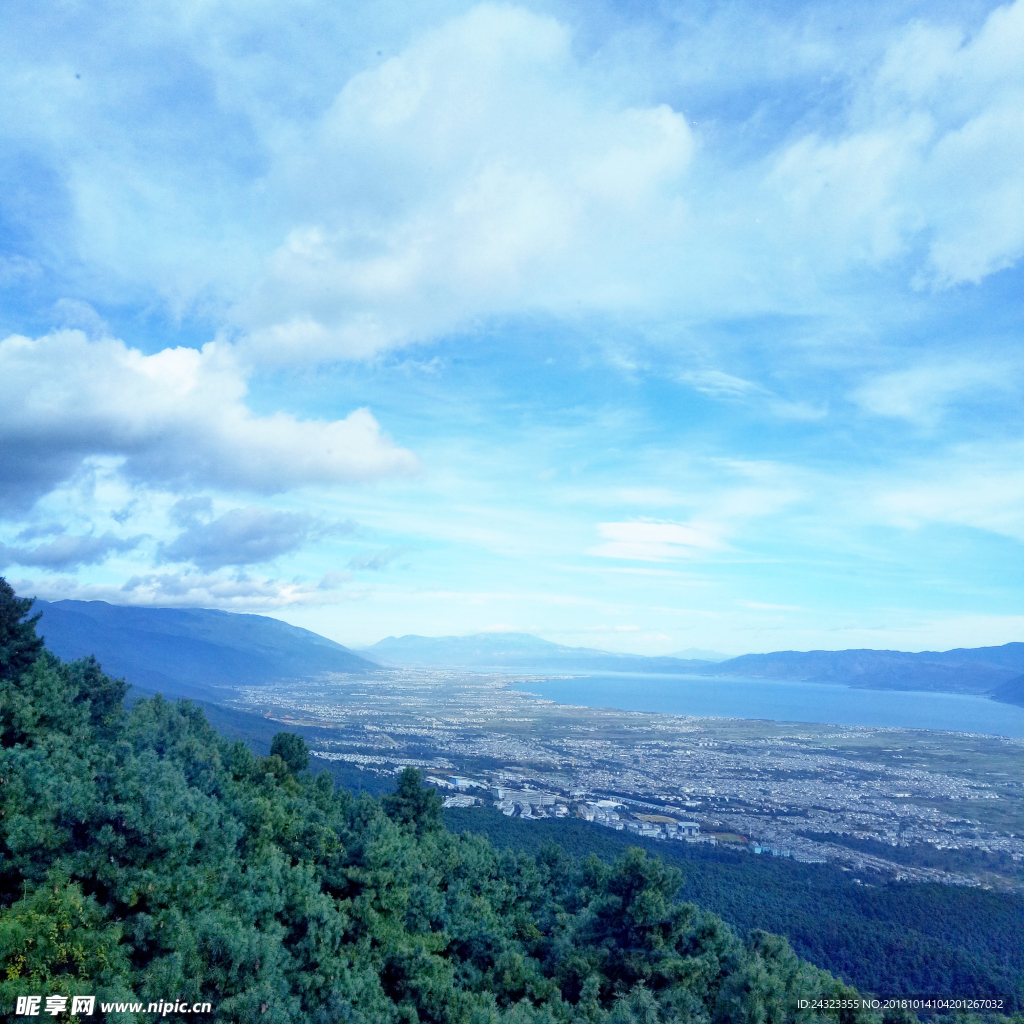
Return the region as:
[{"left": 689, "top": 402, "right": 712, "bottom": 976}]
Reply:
[
  {"left": 12, "top": 568, "right": 361, "bottom": 611},
  {"left": 854, "top": 360, "right": 1018, "bottom": 424},
  {"left": 678, "top": 370, "right": 828, "bottom": 421},
  {"left": 348, "top": 546, "right": 408, "bottom": 571},
  {"left": 4, "top": 1, "right": 1023, "bottom": 364},
  {"left": 0, "top": 254, "right": 42, "bottom": 286},
  {"left": 767, "top": 399, "right": 828, "bottom": 422},
  {"left": 589, "top": 520, "right": 725, "bottom": 561},
  {"left": 0, "top": 329, "right": 418, "bottom": 513},
  {"left": 871, "top": 444, "right": 1024, "bottom": 540},
  {"left": 679, "top": 370, "right": 763, "bottom": 399},
  {"left": 768, "top": 0, "right": 1024, "bottom": 288},
  {"left": 237, "top": 4, "right": 694, "bottom": 360}
]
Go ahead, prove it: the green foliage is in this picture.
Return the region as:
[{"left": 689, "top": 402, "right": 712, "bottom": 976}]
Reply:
[
  {"left": 0, "top": 870, "right": 133, "bottom": 1005},
  {"left": 0, "top": 580, "right": 43, "bottom": 686},
  {"left": 383, "top": 766, "right": 445, "bottom": 836},
  {"left": 446, "top": 808, "right": 1024, "bottom": 1008},
  {"left": 3, "top": 580, "right": 1017, "bottom": 1023},
  {"left": 269, "top": 731, "right": 310, "bottom": 775}
]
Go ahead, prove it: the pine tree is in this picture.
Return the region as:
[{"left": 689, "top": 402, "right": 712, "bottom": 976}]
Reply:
[
  {"left": 270, "top": 731, "right": 310, "bottom": 774},
  {"left": 0, "top": 577, "right": 44, "bottom": 683},
  {"left": 382, "top": 766, "right": 444, "bottom": 835}
]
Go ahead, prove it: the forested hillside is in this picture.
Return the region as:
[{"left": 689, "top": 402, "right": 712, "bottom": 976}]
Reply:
[
  {"left": 0, "top": 580, "right": 918, "bottom": 1024},
  {"left": 445, "top": 810, "right": 1024, "bottom": 1006}
]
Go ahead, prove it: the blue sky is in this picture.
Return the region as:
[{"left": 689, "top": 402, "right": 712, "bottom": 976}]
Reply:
[{"left": 1, "top": 0, "right": 1022, "bottom": 655}]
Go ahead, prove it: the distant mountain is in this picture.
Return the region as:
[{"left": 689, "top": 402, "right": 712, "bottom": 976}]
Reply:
[
  {"left": 699, "top": 646, "right": 1024, "bottom": 695},
  {"left": 990, "top": 674, "right": 1024, "bottom": 707},
  {"left": 34, "top": 600, "right": 379, "bottom": 701},
  {"left": 359, "top": 632, "right": 713, "bottom": 673},
  {"left": 670, "top": 647, "right": 730, "bottom": 662},
  {"left": 30, "top": 600, "right": 1024, "bottom": 703},
  {"left": 361, "top": 632, "right": 1024, "bottom": 696}
]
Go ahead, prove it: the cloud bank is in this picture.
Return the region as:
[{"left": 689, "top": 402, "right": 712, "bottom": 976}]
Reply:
[
  {"left": 0, "top": 532, "right": 143, "bottom": 571},
  {"left": 5, "top": 2, "right": 1023, "bottom": 364},
  {"left": 237, "top": 4, "right": 695, "bottom": 359},
  {"left": 159, "top": 504, "right": 356, "bottom": 570},
  {"left": 11, "top": 569, "right": 359, "bottom": 612},
  {"left": 0, "top": 330, "right": 418, "bottom": 514}
]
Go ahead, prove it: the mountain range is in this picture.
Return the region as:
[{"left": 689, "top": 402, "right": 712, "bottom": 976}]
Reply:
[
  {"left": 359, "top": 631, "right": 1024, "bottom": 699},
  {"left": 30, "top": 599, "right": 1024, "bottom": 707},
  {"left": 355, "top": 632, "right": 718, "bottom": 674},
  {"left": 700, "top": 646, "right": 1024, "bottom": 696}
]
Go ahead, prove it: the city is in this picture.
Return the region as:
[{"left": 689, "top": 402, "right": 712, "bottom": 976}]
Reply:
[{"left": 233, "top": 667, "right": 1024, "bottom": 890}]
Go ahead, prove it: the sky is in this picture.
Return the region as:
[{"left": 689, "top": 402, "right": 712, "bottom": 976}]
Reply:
[{"left": 1, "top": 0, "right": 1022, "bottom": 656}]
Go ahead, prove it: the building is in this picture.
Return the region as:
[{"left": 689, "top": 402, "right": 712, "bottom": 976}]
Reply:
[{"left": 443, "top": 794, "right": 479, "bottom": 808}]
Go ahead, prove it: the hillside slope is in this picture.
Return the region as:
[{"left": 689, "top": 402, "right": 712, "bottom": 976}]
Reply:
[
  {"left": 991, "top": 673, "right": 1024, "bottom": 707},
  {"left": 34, "top": 599, "right": 379, "bottom": 700},
  {"left": 704, "top": 646, "right": 1024, "bottom": 694}
]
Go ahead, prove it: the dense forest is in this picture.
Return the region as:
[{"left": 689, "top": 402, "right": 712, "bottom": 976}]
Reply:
[
  {"left": 0, "top": 580, "right": 1017, "bottom": 1023},
  {"left": 444, "top": 810, "right": 1024, "bottom": 1007}
]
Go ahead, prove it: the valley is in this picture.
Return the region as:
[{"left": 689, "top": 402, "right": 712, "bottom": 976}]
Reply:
[{"left": 230, "top": 668, "right": 1024, "bottom": 890}]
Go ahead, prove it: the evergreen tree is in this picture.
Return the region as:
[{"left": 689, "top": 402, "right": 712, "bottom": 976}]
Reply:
[
  {"left": 382, "top": 766, "right": 444, "bottom": 835},
  {"left": 0, "top": 577, "right": 44, "bottom": 684},
  {"left": 269, "top": 730, "right": 310, "bottom": 774}
]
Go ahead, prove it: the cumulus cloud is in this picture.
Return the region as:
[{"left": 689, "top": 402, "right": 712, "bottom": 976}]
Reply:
[
  {"left": 159, "top": 505, "right": 356, "bottom": 570},
  {"left": 169, "top": 496, "right": 215, "bottom": 528},
  {"left": 588, "top": 520, "right": 725, "bottom": 562},
  {"left": 110, "top": 501, "right": 140, "bottom": 525},
  {"left": 0, "top": 330, "right": 418, "bottom": 514},
  {"left": 11, "top": 568, "right": 360, "bottom": 611},
  {"left": 237, "top": 4, "right": 694, "bottom": 360},
  {"left": 4, "top": 1, "right": 1023, "bottom": 364},
  {"left": 0, "top": 532, "right": 143, "bottom": 571}
]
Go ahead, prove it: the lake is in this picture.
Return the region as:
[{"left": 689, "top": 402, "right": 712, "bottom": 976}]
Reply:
[{"left": 511, "top": 672, "right": 1024, "bottom": 737}]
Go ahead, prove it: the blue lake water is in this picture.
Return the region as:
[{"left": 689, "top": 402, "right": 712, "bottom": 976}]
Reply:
[{"left": 511, "top": 673, "right": 1024, "bottom": 738}]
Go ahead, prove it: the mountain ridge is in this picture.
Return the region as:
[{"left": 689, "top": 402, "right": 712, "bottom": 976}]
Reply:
[
  {"left": 35, "top": 599, "right": 379, "bottom": 700},
  {"left": 361, "top": 632, "right": 1024, "bottom": 699},
  {"left": 28, "top": 599, "right": 1024, "bottom": 705},
  {"left": 357, "top": 631, "right": 717, "bottom": 674}
]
